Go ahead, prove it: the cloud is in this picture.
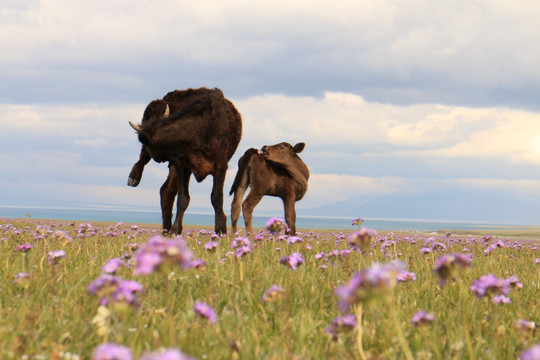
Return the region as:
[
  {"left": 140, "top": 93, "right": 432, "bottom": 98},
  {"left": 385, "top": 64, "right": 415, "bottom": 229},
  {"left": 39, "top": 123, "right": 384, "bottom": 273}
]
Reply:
[{"left": 1, "top": 1, "right": 539, "bottom": 108}]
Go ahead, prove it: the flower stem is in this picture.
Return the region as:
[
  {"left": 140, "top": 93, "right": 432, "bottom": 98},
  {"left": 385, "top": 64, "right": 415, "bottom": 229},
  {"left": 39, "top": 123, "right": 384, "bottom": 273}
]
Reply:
[
  {"left": 391, "top": 303, "right": 414, "bottom": 360},
  {"left": 354, "top": 303, "right": 367, "bottom": 360}
]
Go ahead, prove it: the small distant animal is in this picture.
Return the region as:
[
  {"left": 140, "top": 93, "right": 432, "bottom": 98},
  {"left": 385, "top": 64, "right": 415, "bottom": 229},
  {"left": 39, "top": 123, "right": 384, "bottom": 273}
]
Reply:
[
  {"left": 128, "top": 87, "right": 242, "bottom": 234},
  {"left": 230, "top": 142, "right": 309, "bottom": 235}
]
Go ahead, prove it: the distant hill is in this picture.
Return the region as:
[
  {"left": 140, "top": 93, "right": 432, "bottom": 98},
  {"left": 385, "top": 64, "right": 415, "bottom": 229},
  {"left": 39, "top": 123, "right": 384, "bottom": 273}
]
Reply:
[{"left": 301, "top": 188, "right": 540, "bottom": 225}]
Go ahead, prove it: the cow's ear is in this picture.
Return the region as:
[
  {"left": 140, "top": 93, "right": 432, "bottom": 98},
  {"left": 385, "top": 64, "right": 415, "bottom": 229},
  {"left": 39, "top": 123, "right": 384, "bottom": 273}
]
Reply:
[{"left": 293, "top": 143, "right": 305, "bottom": 153}]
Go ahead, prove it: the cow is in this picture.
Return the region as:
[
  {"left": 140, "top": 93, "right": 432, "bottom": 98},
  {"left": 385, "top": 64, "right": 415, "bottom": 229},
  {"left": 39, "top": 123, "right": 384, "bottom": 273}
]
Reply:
[
  {"left": 229, "top": 142, "right": 309, "bottom": 236},
  {"left": 128, "top": 87, "right": 242, "bottom": 235}
]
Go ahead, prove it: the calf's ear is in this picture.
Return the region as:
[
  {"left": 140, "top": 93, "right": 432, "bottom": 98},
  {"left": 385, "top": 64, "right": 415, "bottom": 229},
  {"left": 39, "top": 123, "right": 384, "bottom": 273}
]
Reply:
[{"left": 293, "top": 142, "right": 305, "bottom": 153}]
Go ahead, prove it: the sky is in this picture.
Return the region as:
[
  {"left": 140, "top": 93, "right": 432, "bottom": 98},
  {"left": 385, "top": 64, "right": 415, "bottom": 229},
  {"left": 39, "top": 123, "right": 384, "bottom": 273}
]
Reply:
[{"left": 1, "top": 0, "right": 540, "bottom": 224}]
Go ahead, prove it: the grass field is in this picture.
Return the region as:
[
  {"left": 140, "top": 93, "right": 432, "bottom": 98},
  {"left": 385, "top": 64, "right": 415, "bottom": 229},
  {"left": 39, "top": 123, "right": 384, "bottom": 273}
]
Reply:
[{"left": 1, "top": 217, "right": 539, "bottom": 359}]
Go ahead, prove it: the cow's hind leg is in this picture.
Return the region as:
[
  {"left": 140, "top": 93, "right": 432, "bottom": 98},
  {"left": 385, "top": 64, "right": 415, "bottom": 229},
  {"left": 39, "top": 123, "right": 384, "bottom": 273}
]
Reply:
[
  {"left": 160, "top": 166, "right": 177, "bottom": 232},
  {"left": 242, "top": 191, "right": 264, "bottom": 236},
  {"left": 211, "top": 166, "right": 228, "bottom": 235},
  {"left": 170, "top": 165, "right": 191, "bottom": 235}
]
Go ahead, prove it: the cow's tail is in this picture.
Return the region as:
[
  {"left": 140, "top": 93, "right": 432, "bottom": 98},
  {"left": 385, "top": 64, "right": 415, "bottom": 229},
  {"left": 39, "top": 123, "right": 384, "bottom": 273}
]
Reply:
[{"left": 229, "top": 148, "right": 258, "bottom": 196}]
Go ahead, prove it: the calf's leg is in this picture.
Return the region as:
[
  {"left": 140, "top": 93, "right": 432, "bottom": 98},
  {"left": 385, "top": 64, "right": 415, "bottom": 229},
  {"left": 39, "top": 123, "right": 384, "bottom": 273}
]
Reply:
[
  {"left": 283, "top": 196, "right": 297, "bottom": 235},
  {"left": 242, "top": 191, "right": 264, "bottom": 236}
]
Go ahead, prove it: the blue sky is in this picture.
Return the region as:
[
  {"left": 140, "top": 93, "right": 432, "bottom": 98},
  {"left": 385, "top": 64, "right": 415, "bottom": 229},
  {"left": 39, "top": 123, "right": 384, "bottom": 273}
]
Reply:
[{"left": 1, "top": 1, "right": 540, "bottom": 224}]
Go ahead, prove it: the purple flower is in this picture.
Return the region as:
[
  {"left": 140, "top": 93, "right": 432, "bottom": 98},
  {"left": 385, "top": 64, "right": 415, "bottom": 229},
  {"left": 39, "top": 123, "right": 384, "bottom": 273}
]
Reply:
[
  {"left": 16, "top": 243, "right": 34, "bottom": 253},
  {"left": 134, "top": 236, "right": 193, "bottom": 275},
  {"left": 470, "top": 274, "right": 512, "bottom": 298},
  {"left": 493, "top": 294, "right": 511, "bottom": 304},
  {"left": 231, "top": 237, "right": 251, "bottom": 249},
  {"left": 336, "top": 261, "right": 406, "bottom": 311},
  {"left": 47, "top": 249, "right": 66, "bottom": 265},
  {"left": 397, "top": 271, "right": 417, "bottom": 282},
  {"left": 13, "top": 272, "right": 31, "bottom": 285},
  {"left": 410, "top": 310, "right": 435, "bottom": 327},
  {"left": 352, "top": 217, "right": 363, "bottom": 226},
  {"left": 431, "top": 242, "right": 447, "bottom": 251},
  {"left": 279, "top": 252, "right": 305, "bottom": 270},
  {"left": 262, "top": 285, "right": 287, "bottom": 303},
  {"left": 88, "top": 275, "right": 143, "bottom": 307},
  {"left": 134, "top": 251, "right": 162, "bottom": 275},
  {"left": 534, "top": 258, "right": 540, "bottom": 264},
  {"left": 433, "top": 253, "right": 472, "bottom": 285},
  {"left": 109, "top": 280, "right": 144, "bottom": 306},
  {"left": 325, "top": 314, "right": 357, "bottom": 336},
  {"left": 235, "top": 245, "right": 252, "bottom": 258},
  {"left": 520, "top": 343, "right": 540, "bottom": 360},
  {"left": 191, "top": 259, "right": 208, "bottom": 269},
  {"left": 507, "top": 275, "right": 523, "bottom": 289},
  {"left": 348, "top": 228, "right": 376, "bottom": 250},
  {"left": 420, "top": 247, "right": 432, "bottom": 254},
  {"left": 102, "top": 258, "right": 125, "bottom": 274},
  {"left": 138, "top": 349, "right": 195, "bottom": 360},
  {"left": 287, "top": 236, "right": 303, "bottom": 244},
  {"left": 265, "top": 217, "right": 285, "bottom": 235},
  {"left": 204, "top": 241, "right": 218, "bottom": 251},
  {"left": 193, "top": 302, "right": 217, "bottom": 324},
  {"left": 92, "top": 342, "right": 132, "bottom": 360}
]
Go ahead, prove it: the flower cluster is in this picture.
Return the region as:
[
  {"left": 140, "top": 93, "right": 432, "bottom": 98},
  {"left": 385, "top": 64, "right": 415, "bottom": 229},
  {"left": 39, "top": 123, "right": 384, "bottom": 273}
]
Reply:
[
  {"left": 470, "top": 274, "right": 513, "bottom": 303},
  {"left": 433, "top": 253, "right": 472, "bottom": 285},
  {"left": 16, "top": 243, "right": 34, "bottom": 253},
  {"left": 193, "top": 301, "right": 217, "bottom": 324},
  {"left": 336, "top": 260, "right": 406, "bottom": 311},
  {"left": 279, "top": 252, "right": 305, "bottom": 270},
  {"left": 347, "top": 228, "right": 376, "bottom": 251},
  {"left": 410, "top": 310, "right": 435, "bottom": 327},
  {"left": 266, "top": 217, "right": 285, "bottom": 235},
  {"left": 325, "top": 314, "right": 357, "bottom": 336},
  {"left": 93, "top": 343, "right": 195, "bottom": 360},
  {"left": 134, "top": 235, "right": 193, "bottom": 275},
  {"left": 47, "top": 249, "right": 66, "bottom": 265},
  {"left": 88, "top": 275, "right": 144, "bottom": 307},
  {"left": 262, "top": 285, "right": 287, "bottom": 303}
]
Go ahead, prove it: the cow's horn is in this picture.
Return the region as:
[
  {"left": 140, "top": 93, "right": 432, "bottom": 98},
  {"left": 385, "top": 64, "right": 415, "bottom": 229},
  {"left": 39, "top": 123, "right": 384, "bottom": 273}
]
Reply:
[
  {"left": 129, "top": 121, "right": 142, "bottom": 132},
  {"left": 163, "top": 104, "right": 170, "bottom": 118}
]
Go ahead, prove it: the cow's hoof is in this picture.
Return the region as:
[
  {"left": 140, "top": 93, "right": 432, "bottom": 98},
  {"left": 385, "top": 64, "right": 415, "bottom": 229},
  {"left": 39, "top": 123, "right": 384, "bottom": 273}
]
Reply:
[{"left": 127, "top": 177, "right": 140, "bottom": 187}]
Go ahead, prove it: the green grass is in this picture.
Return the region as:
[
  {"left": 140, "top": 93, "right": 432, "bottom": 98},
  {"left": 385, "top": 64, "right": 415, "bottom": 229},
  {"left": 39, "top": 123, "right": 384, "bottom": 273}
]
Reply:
[{"left": 0, "top": 219, "right": 539, "bottom": 359}]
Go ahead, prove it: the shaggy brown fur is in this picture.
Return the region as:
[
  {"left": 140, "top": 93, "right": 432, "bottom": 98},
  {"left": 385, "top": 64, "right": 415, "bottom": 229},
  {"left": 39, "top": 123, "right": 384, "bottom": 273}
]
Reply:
[
  {"left": 230, "top": 142, "right": 309, "bottom": 235},
  {"left": 128, "top": 87, "right": 242, "bottom": 234}
]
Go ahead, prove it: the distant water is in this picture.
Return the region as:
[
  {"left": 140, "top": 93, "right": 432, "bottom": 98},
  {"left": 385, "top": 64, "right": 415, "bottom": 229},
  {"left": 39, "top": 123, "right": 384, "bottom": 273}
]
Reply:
[{"left": 0, "top": 205, "right": 528, "bottom": 232}]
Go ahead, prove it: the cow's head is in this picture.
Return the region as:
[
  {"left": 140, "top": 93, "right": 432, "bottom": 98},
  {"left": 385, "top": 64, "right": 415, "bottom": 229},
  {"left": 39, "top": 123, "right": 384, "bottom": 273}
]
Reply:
[{"left": 129, "top": 104, "right": 171, "bottom": 162}]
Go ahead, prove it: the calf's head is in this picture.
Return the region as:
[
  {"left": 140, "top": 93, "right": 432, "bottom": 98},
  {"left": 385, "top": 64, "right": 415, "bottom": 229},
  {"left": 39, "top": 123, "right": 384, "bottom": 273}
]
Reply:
[{"left": 260, "top": 142, "right": 305, "bottom": 166}]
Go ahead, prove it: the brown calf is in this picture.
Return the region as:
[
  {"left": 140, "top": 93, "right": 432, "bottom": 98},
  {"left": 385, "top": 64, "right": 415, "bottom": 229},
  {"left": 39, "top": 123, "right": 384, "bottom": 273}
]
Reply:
[{"left": 230, "top": 142, "right": 309, "bottom": 235}]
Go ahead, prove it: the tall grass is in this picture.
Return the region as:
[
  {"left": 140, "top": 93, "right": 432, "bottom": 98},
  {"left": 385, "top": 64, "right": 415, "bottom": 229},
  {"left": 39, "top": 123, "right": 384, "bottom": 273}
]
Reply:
[{"left": 0, "top": 218, "right": 538, "bottom": 359}]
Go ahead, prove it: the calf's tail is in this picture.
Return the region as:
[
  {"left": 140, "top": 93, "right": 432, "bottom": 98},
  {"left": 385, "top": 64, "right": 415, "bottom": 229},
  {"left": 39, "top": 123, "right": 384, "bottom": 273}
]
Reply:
[{"left": 229, "top": 148, "right": 258, "bottom": 195}]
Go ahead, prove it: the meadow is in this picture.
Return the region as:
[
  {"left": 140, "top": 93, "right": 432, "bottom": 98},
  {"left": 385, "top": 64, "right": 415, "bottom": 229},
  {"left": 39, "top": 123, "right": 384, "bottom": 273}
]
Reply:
[{"left": 0, "top": 217, "right": 539, "bottom": 360}]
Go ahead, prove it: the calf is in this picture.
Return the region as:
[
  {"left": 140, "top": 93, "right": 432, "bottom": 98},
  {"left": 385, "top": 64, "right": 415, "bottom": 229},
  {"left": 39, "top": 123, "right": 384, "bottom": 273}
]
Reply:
[{"left": 230, "top": 142, "right": 309, "bottom": 235}]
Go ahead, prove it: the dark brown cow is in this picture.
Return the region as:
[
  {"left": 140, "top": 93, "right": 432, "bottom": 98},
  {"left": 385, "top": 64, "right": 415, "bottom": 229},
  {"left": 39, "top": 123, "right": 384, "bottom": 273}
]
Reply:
[
  {"left": 230, "top": 142, "right": 309, "bottom": 235},
  {"left": 129, "top": 88, "right": 242, "bottom": 234}
]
